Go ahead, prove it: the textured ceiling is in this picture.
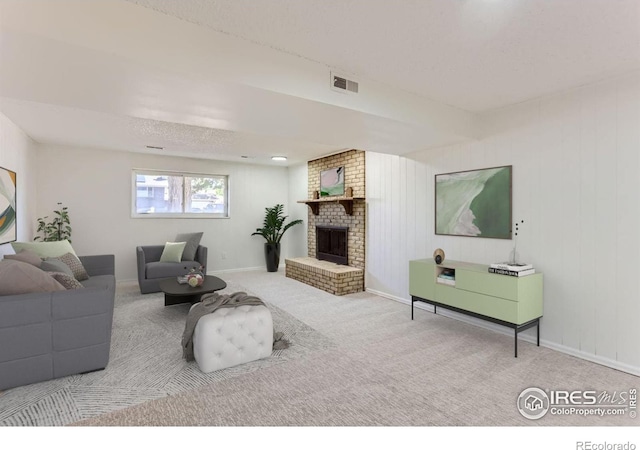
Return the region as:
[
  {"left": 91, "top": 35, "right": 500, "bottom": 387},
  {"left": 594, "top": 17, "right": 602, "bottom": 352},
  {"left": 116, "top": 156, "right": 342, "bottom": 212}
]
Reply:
[
  {"left": 128, "top": 0, "right": 640, "bottom": 112},
  {"left": 0, "top": 0, "right": 638, "bottom": 165}
]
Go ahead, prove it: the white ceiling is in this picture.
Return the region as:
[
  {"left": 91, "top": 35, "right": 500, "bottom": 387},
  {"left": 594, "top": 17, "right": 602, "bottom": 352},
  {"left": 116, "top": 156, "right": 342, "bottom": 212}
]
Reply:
[{"left": 1, "top": 0, "right": 639, "bottom": 166}]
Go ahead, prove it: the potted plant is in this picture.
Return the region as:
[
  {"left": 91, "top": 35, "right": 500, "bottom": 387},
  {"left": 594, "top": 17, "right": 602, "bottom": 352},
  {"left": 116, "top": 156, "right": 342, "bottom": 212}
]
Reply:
[
  {"left": 34, "top": 202, "right": 72, "bottom": 242},
  {"left": 251, "top": 204, "right": 302, "bottom": 272}
]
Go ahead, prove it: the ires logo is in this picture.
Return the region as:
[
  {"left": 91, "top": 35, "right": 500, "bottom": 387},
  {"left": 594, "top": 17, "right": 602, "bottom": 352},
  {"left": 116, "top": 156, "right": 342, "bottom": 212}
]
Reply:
[
  {"left": 549, "top": 390, "right": 598, "bottom": 405},
  {"left": 517, "top": 388, "right": 638, "bottom": 420}
]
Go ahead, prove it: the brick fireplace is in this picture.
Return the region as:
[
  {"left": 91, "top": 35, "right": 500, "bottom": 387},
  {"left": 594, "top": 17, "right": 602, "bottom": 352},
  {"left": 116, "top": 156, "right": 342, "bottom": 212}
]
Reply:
[{"left": 285, "top": 150, "right": 365, "bottom": 295}]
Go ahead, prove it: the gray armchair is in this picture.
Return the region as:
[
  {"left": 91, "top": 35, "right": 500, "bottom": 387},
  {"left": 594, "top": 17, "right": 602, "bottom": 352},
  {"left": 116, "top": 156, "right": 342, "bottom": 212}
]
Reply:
[{"left": 136, "top": 245, "right": 207, "bottom": 294}]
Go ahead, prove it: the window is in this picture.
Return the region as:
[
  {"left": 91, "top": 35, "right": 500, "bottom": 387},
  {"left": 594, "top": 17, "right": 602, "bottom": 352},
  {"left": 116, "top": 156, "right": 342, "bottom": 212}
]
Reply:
[{"left": 132, "top": 170, "right": 228, "bottom": 218}]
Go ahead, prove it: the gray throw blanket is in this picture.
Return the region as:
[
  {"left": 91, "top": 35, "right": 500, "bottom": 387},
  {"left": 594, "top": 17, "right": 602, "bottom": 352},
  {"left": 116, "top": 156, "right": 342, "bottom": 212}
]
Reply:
[{"left": 182, "top": 291, "right": 289, "bottom": 361}]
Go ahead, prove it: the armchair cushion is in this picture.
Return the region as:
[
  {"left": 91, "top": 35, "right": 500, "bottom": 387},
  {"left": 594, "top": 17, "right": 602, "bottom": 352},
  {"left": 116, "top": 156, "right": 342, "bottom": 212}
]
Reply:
[
  {"left": 160, "top": 242, "right": 187, "bottom": 263},
  {"left": 175, "top": 232, "right": 203, "bottom": 261},
  {"left": 146, "top": 261, "right": 201, "bottom": 279}
]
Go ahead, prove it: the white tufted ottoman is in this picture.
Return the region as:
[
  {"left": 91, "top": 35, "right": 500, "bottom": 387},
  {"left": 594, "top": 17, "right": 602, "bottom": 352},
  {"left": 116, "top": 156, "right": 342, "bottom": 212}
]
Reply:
[{"left": 192, "top": 304, "right": 273, "bottom": 373}]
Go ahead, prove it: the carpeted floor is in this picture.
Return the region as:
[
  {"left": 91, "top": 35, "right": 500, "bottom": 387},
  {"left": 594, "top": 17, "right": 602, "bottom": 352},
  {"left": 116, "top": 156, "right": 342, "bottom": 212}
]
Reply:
[
  {"left": 0, "top": 277, "right": 333, "bottom": 426},
  {"left": 1, "top": 270, "right": 638, "bottom": 426}
]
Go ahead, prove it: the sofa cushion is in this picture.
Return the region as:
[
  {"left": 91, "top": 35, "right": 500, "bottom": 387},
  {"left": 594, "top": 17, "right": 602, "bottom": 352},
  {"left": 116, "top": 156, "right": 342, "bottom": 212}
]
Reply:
[
  {"left": 49, "top": 272, "right": 84, "bottom": 290},
  {"left": 159, "top": 241, "right": 187, "bottom": 263},
  {"left": 3, "top": 249, "right": 43, "bottom": 267},
  {"left": 80, "top": 274, "right": 115, "bottom": 290},
  {"left": 41, "top": 258, "right": 75, "bottom": 277},
  {"left": 11, "top": 240, "right": 77, "bottom": 258},
  {"left": 146, "top": 261, "right": 201, "bottom": 279},
  {"left": 175, "top": 232, "right": 203, "bottom": 261},
  {"left": 55, "top": 252, "right": 89, "bottom": 281},
  {"left": 0, "top": 260, "right": 66, "bottom": 295}
]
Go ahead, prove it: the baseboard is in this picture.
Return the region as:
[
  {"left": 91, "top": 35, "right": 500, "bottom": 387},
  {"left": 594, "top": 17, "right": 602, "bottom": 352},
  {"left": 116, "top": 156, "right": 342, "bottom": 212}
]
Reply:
[
  {"left": 366, "top": 288, "right": 640, "bottom": 377},
  {"left": 208, "top": 266, "right": 266, "bottom": 275}
]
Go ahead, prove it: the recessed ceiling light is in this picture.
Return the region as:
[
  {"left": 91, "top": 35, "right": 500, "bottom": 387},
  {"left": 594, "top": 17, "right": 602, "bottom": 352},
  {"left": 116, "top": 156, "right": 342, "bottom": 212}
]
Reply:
[
  {"left": 271, "top": 156, "right": 287, "bottom": 161},
  {"left": 146, "top": 145, "right": 164, "bottom": 150}
]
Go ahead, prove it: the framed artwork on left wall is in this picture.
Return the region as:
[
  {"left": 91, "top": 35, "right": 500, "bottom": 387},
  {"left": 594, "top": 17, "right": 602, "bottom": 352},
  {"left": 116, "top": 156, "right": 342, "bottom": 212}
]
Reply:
[{"left": 0, "top": 166, "right": 17, "bottom": 245}]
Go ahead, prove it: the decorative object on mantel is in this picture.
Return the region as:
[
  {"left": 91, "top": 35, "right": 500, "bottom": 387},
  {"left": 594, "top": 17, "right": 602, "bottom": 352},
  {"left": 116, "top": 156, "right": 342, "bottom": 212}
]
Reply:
[
  {"left": 0, "top": 166, "right": 17, "bottom": 245},
  {"left": 346, "top": 187, "right": 353, "bottom": 198},
  {"left": 34, "top": 202, "right": 72, "bottom": 243},
  {"left": 433, "top": 248, "right": 445, "bottom": 264},
  {"left": 320, "top": 166, "right": 344, "bottom": 197},
  {"left": 313, "top": 190, "right": 319, "bottom": 199},
  {"left": 251, "top": 204, "right": 303, "bottom": 272}
]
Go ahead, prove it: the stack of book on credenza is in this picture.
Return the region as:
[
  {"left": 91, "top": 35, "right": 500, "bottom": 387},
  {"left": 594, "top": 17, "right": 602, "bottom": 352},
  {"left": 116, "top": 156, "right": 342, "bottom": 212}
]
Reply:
[{"left": 488, "top": 262, "right": 535, "bottom": 277}]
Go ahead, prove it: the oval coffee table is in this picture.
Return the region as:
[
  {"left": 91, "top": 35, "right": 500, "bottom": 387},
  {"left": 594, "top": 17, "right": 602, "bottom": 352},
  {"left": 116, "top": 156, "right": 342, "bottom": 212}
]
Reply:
[{"left": 159, "top": 275, "right": 227, "bottom": 306}]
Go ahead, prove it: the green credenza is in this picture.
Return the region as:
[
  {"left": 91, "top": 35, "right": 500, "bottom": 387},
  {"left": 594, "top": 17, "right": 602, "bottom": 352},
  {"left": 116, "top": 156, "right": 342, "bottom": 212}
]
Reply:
[{"left": 409, "top": 259, "right": 543, "bottom": 357}]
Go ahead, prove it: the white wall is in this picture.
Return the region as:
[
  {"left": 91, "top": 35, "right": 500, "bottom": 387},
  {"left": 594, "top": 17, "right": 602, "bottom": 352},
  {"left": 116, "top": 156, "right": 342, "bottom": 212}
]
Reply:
[
  {"left": 0, "top": 112, "right": 37, "bottom": 258},
  {"left": 36, "top": 145, "right": 293, "bottom": 280},
  {"left": 366, "top": 72, "right": 640, "bottom": 375}
]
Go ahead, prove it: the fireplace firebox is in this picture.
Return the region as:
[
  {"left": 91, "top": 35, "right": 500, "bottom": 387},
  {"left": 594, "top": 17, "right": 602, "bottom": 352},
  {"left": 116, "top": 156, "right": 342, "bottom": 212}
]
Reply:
[{"left": 316, "top": 226, "right": 348, "bottom": 265}]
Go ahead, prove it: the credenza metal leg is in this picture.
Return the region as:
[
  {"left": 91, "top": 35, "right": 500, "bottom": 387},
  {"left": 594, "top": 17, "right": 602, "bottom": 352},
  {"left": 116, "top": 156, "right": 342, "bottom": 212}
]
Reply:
[
  {"left": 537, "top": 320, "right": 540, "bottom": 346},
  {"left": 514, "top": 329, "right": 518, "bottom": 358}
]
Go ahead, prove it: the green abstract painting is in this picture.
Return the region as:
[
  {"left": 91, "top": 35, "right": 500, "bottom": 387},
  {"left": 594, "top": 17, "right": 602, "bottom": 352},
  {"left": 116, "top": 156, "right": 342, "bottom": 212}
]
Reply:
[
  {"left": 435, "top": 166, "right": 512, "bottom": 239},
  {"left": 0, "top": 166, "right": 17, "bottom": 245}
]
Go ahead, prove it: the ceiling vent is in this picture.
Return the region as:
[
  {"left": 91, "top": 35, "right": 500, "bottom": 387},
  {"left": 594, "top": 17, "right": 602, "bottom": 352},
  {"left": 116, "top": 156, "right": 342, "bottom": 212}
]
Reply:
[{"left": 331, "top": 72, "right": 358, "bottom": 94}]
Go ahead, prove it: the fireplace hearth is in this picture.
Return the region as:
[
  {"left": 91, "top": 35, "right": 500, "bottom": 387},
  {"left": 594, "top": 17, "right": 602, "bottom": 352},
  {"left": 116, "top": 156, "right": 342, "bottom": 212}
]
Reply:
[{"left": 316, "top": 225, "right": 348, "bottom": 265}]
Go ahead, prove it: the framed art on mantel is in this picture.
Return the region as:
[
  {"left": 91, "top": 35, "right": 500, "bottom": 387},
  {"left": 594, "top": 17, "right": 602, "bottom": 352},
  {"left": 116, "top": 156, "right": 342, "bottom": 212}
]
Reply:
[
  {"left": 435, "top": 165, "right": 512, "bottom": 239},
  {"left": 320, "top": 166, "right": 344, "bottom": 197},
  {"left": 0, "top": 166, "right": 17, "bottom": 245}
]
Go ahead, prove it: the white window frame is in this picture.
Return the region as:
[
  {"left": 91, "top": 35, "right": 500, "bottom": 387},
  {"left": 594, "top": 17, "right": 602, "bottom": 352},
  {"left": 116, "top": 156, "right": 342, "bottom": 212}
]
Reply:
[{"left": 131, "top": 169, "right": 230, "bottom": 219}]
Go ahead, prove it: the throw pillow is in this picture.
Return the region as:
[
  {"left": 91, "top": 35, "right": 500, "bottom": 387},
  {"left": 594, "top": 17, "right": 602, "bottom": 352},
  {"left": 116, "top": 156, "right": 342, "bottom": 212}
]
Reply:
[
  {"left": 55, "top": 252, "right": 89, "bottom": 281},
  {"left": 3, "top": 249, "right": 43, "bottom": 267},
  {"left": 41, "top": 258, "right": 75, "bottom": 277},
  {"left": 159, "top": 241, "right": 187, "bottom": 263},
  {"left": 0, "top": 260, "right": 65, "bottom": 295},
  {"left": 11, "top": 240, "right": 77, "bottom": 258},
  {"left": 175, "top": 232, "right": 203, "bottom": 261},
  {"left": 48, "top": 272, "right": 84, "bottom": 290}
]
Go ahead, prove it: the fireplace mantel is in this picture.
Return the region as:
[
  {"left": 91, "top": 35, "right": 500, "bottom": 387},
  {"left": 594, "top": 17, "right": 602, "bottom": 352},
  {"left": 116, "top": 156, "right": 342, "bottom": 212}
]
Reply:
[{"left": 298, "top": 197, "right": 365, "bottom": 215}]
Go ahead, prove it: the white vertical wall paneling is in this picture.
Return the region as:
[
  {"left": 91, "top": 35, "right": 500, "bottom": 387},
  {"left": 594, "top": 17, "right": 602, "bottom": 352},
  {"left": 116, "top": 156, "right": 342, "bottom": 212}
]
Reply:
[
  {"left": 593, "top": 81, "right": 619, "bottom": 361},
  {"left": 365, "top": 152, "right": 381, "bottom": 290},
  {"left": 535, "top": 95, "right": 565, "bottom": 346},
  {"left": 560, "top": 89, "right": 583, "bottom": 351},
  {"left": 398, "top": 157, "right": 407, "bottom": 297},
  {"left": 577, "top": 83, "right": 598, "bottom": 355},
  {"left": 391, "top": 156, "right": 401, "bottom": 295},
  {"left": 614, "top": 76, "right": 640, "bottom": 367},
  {"left": 365, "top": 73, "right": 640, "bottom": 375}
]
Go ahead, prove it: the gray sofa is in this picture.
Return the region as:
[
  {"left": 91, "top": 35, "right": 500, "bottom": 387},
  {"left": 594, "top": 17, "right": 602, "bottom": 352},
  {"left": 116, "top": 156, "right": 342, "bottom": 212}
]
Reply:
[
  {"left": 0, "top": 255, "right": 115, "bottom": 391},
  {"left": 136, "top": 245, "right": 207, "bottom": 294}
]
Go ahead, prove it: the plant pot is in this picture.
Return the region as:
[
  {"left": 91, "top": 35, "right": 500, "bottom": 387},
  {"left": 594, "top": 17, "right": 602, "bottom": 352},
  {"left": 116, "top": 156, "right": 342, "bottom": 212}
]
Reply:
[{"left": 264, "top": 243, "right": 281, "bottom": 272}]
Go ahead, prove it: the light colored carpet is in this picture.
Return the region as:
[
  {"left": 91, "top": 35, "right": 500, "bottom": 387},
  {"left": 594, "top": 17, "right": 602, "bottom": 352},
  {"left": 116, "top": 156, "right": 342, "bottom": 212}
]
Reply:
[
  {"left": 0, "top": 278, "right": 333, "bottom": 426},
  {"left": 1, "top": 270, "right": 637, "bottom": 426},
  {"left": 67, "top": 270, "right": 638, "bottom": 427}
]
